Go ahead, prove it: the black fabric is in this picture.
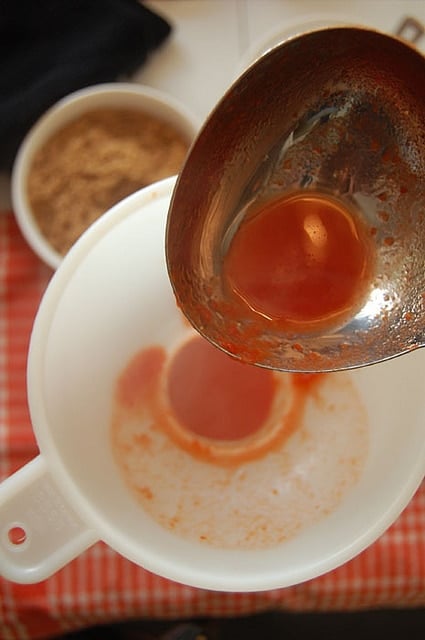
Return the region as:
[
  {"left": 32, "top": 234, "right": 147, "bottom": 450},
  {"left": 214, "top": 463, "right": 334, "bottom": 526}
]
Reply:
[{"left": 0, "top": 0, "right": 172, "bottom": 168}]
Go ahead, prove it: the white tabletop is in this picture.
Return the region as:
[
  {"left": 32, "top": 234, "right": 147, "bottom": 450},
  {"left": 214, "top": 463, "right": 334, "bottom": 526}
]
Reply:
[
  {"left": 141, "top": 0, "right": 425, "bottom": 119},
  {"left": 1, "top": 0, "right": 424, "bottom": 210}
]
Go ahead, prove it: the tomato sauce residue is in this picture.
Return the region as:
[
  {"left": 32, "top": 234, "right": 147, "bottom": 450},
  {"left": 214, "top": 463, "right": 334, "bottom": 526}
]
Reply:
[
  {"left": 116, "top": 346, "right": 165, "bottom": 409},
  {"left": 115, "top": 334, "right": 320, "bottom": 465},
  {"left": 111, "top": 331, "right": 368, "bottom": 549},
  {"left": 223, "top": 190, "right": 375, "bottom": 333}
]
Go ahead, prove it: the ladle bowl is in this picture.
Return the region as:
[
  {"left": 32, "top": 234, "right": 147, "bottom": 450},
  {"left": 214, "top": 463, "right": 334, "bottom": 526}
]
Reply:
[{"left": 166, "top": 26, "right": 425, "bottom": 373}]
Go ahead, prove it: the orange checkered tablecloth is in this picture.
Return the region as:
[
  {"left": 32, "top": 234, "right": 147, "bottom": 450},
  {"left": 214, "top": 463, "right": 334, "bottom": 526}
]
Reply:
[{"left": 1, "top": 210, "right": 425, "bottom": 639}]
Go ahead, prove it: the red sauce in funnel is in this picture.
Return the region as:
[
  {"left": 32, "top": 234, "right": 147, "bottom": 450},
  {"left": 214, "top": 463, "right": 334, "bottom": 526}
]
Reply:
[{"left": 167, "top": 335, "right": 276, "bottom": 441}]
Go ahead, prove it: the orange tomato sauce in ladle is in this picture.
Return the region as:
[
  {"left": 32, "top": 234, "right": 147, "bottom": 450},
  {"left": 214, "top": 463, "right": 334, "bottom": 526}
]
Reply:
[{"left": 223, "top": 190, "right": 375, "bottom": 334}]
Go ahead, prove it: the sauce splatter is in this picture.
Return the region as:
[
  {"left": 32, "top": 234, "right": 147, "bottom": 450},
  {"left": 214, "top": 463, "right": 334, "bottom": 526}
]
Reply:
[
  {"left": 116, "top": 347, "right": 165, "bottom": 409},
  {"left": 111, "top": 332, "right": 369, "bottom": 549},
  {"left": 223, "top": 190, "right": 375, "bottom": 334}
]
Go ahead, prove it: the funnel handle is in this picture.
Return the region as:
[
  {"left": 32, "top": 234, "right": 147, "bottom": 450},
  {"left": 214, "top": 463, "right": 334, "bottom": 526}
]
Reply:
[{"left": 0, "top": 455, "right": 98, "bottom": 583}]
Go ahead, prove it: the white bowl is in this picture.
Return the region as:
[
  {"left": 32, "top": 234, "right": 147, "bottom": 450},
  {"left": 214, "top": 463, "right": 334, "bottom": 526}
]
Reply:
[{"left": 11, "top": 83, "right": 200, "bottom": 270}]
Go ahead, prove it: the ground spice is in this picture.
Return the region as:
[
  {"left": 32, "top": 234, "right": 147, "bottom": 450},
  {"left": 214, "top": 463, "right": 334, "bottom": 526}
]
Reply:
[{"left": 27, "top": 107, "right": 190, "bottom": 255}]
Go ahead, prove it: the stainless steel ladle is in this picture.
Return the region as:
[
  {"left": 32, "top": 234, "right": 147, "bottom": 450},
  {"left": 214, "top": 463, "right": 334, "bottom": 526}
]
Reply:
[{"left": 166, "top": 25, "right": 425, "bottom": 373}]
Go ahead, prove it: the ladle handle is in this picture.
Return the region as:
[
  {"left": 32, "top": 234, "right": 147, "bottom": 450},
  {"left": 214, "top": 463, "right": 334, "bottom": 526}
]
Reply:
[{"left": 0, "top": 455, "right": 98, "bottom": 583}]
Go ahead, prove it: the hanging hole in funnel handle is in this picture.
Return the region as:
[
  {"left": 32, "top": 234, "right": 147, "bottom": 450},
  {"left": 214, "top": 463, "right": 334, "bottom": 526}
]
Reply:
[{"left": 7, "top": 524, "right": 28, "bottom": 547}]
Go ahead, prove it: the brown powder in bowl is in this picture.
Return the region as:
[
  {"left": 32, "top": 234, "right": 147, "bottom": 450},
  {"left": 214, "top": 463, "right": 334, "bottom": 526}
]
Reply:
[{"left": 26, "top": 108, "right": 191, "bottom": 256}]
